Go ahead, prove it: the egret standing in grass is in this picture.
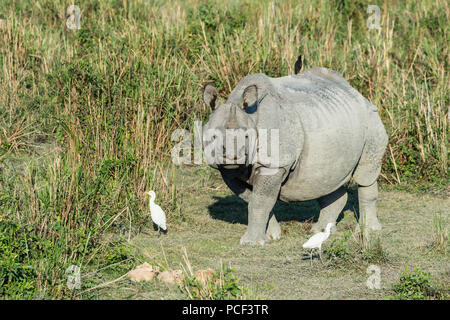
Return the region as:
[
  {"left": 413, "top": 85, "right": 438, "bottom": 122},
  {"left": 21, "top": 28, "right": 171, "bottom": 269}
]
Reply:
[
  {"left": 302, "top": 222, "right": 333, "bottom": 266},
  {"left": 146, "top": 190, "right": 167, "bottom": 237}
]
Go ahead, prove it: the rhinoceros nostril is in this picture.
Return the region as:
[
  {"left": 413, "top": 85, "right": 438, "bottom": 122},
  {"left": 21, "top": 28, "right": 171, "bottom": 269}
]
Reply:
[{"left": 225, "top": 120, "right": 238, "bottom": 130}]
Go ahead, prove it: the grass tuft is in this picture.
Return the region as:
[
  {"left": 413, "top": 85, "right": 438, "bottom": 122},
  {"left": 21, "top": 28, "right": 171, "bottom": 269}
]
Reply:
[{"left": 392, "top": 267, "right": 448, "bottom": 300}]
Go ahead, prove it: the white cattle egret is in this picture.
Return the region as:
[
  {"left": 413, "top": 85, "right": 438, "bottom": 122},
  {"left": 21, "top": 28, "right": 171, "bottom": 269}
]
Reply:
[
  {"left": 302, "top": 222, "right": 333, "bottom": 266},
  {"left": 146, "top": 190, "right": 167, "bottom": 237}
]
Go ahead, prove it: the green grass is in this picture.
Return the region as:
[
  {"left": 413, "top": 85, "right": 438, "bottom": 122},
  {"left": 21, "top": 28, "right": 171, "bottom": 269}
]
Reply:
[
  {"left": 392, "top": 267, "right": 448, "bottom": 300},
  {"left": 0, "top": 0, "right": 448, "bottom": 299},
  {"left": 429, "top": 212, "right": 449, "bottom": 253},
  {"left": 324, "top": 229, "right": 390, "bottom": 271}
]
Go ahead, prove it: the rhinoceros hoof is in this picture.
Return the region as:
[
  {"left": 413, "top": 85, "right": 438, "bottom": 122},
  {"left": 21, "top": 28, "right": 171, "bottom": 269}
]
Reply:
[
  {"left": 240, "top": 232, "right": 269, "bottom": 246},
  {"left": 311, "top": 222, "right": 337, "bottom": 234},
  {"left": 355, "top": 221, "right": 382, "bottom": 233},
  {"left": 369, "top": 221, "right": 382, "bottom": 231},
  {"left": 266, "top": 225, "right": 281, "bottom": 241}
]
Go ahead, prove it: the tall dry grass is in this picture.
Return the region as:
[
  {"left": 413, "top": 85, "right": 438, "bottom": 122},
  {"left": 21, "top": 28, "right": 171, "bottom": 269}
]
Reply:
[{"left": 0, "top": 0, "right": 448, "bottom": 298}]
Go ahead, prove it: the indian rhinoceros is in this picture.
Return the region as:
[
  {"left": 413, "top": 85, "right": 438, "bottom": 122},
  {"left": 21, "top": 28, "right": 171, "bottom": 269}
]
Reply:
[{"left": 201, "top": 66, "right": 388, "bottom": 246}]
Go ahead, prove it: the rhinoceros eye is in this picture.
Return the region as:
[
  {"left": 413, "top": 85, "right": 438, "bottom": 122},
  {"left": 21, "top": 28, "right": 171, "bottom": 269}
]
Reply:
[{"left": 244, "top": 102, "right": 257, "bottom": 114}]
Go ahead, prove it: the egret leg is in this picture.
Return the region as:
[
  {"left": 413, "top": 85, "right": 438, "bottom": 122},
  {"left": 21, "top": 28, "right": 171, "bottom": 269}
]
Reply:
[
  {"left": 157, "top": 226, "right": 161, "bottom": 238},
  {"left": 309, "top": 249, "right": 313, "bottom": 267},
  {"left": 319, "top": 249, "right": 324, "bottom": 265}
]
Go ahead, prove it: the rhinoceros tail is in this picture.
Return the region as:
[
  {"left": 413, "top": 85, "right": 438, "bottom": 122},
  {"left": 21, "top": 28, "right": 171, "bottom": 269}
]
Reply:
[{"left": 294, "top": 55, "right": 303, "bottom": 74}]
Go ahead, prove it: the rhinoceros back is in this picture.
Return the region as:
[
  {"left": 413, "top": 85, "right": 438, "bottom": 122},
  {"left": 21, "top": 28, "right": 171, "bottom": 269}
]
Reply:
[{"left": 272, "top": 68, "right": 375, "bottom": 201}]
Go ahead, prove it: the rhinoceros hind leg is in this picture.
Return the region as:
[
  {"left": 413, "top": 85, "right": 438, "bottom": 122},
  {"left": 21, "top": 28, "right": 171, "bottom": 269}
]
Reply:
[
  {"left": 311, "top": 187, "right": 347, "bottom": 234},
  {"left": 357, "top": 181, "right": 382, "bottom": 231},
  {"left": 352, "top": 112, "right": 388, "bottom": 186}
]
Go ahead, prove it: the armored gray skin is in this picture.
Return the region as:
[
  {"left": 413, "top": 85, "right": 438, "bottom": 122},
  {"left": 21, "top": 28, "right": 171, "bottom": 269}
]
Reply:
[{"left": 202, "top": 67, "right": 388, "bottom": 246}]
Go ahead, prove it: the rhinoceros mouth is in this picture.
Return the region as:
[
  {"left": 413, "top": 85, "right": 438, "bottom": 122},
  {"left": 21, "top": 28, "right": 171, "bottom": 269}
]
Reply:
[
  {"left": 202, "top": 126, "right": 258, "bottom": 168},
  {"left": 220, "top": 164, "right": 241, "bottom": 169},
  {"left": 222, "top": 154, "right": 246, "bottom": 163}
]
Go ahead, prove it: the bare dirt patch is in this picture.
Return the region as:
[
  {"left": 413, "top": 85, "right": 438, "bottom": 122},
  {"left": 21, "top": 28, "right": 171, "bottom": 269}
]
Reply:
[{"left": 96, "top": 167, "right": 449, "bottom": 299}]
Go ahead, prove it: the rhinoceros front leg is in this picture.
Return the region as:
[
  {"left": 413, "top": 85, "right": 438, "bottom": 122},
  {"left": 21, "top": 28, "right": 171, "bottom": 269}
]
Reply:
[
  {"left": 240, "top": 168, "right": 284, "bottom": 246},
  {"left": 266, "top": 213, "right": 282, "bottom": 240},
  {"left": 222, "top": 173, "right": 282, "bottom": 241},
  {"left": 221, "top": 173, "right": 253, "bottom": 203}
]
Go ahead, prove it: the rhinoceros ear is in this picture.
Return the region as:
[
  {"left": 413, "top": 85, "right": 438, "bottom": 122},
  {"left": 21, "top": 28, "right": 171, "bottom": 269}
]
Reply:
[
  {"left": 242, "top": 85, "right": 258, "bottom": 110},
  {"left": 203, "top": 84, "right": 218, "bottom": 110}
]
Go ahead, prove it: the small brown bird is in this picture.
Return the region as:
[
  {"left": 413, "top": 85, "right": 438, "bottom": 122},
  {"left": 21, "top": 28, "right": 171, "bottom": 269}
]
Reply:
[{"left": 294, "top": 55, "right": 303, "bottom": 74}]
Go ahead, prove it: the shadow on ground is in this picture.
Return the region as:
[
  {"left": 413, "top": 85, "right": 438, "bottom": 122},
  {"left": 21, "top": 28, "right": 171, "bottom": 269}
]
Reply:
[{"left": 208, "top": 186, "right": 360, "bottom": 225}]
